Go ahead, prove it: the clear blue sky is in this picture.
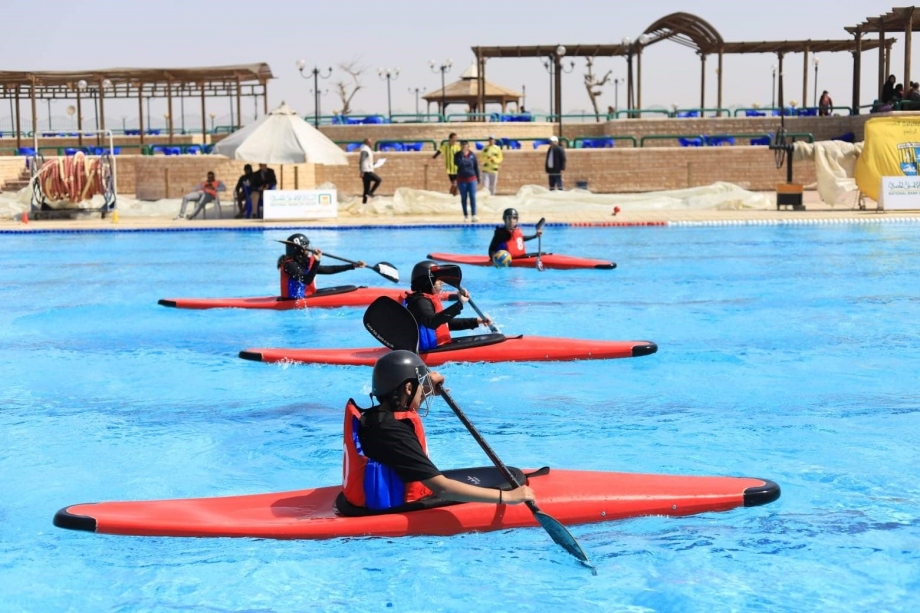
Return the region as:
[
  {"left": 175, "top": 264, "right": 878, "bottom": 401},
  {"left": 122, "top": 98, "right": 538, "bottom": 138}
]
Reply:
[{"left": 0, "top": 0, "right": 910, "bottom": 126}]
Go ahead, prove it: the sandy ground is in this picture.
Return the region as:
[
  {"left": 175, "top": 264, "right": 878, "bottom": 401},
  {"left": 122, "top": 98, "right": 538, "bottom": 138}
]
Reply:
[{"left": 0, "top": 189, "right": 901, "bottom": 231}]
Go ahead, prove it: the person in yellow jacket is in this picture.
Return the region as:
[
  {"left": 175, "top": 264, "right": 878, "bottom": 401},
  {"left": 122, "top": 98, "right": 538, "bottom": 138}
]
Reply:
[
  {"left": 432, "top": 132, "right": 460, "bottom": 195},
  {"left": 480, "top": 136, "right": 504, "bottom": 195}
]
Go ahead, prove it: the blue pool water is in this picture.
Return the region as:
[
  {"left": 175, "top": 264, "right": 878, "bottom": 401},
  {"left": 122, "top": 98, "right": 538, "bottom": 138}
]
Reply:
[{"left": 1, "top": 223, "right": 918, "bottom": 611}]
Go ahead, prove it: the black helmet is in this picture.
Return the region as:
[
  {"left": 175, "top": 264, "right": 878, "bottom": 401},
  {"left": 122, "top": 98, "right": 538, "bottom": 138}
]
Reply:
[
  {"left": 372, "top": 350, "right": 429, "bottom": 401},
  {"left": 410, "top": 260, "right": 439, "bottom": 292},
  {"left": 410, "top": 261, "right": 462, "bottom": 293},
  {"left": 283, "top": 233, "right": 310, "bottom": 257},
  {"left": 503, "top": 208, "right": 519, "bottom": 220}
]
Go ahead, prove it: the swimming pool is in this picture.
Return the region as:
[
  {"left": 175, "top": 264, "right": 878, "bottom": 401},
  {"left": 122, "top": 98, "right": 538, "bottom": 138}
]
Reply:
[{"left": 1, "top": 223, "right": 918, "bottom": 611}]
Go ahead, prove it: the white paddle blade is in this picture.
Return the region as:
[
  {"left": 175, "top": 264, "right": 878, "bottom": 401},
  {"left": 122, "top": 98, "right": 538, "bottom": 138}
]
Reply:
[{"left": 374, "top": 262, "right": 399, "bottom": 283}]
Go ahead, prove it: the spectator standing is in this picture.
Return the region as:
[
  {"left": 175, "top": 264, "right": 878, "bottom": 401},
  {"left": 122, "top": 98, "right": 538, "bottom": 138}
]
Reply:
[
  {"left": 818, "top": 91, "right": 833, "bottom": 116},
  {"left": 480, "top": 136, "right": 503, "bottom": 196},
  {"left": 882, "top": 75, "right": 897, "bottom": 104},
  {"left": 544, "top": 135, "right": 566, "bottom": 191},
  {"left": 249, "top": 163, "right": 277, "bottom": 219},
  {"left": 432, "top": 132, "right": 460, "bottom": 195},
  {"left": 175, "top": 171, "right": 226, "bottom": 220},
  {"left": 453, "top": 140, "right": 480, "bottom": 222},
  {"left": 359, "top": 138, "right": 382, "bottom": 204},
  {"left": 233, "top": 164, "right": 254, "bottom": 219}
]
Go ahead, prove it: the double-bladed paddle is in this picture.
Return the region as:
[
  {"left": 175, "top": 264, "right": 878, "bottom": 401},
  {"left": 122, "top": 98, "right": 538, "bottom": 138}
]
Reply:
[
  {"left": 311, "top": 250, "right": 400, "bottom": 284},
  {"left": 362, "top": 296, "right": 596, "bottom": 573},
  {"left": 276, "top": 240, "right": 399, "bottom": 283},
  {"left": 430, "top": 265, "right": 501, "bottom": 334},
  {"left": 535, "top": 217, "right": 546, "bottom": 272}
]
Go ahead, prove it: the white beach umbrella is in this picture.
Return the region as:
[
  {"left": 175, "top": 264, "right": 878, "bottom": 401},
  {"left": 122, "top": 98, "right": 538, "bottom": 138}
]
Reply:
[{"left": 213, "top": 101, "right": 348, "bottom": 165}]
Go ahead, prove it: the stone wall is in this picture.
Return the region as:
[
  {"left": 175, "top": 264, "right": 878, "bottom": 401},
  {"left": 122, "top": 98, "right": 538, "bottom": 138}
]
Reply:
[
  {"left": 317, "top": 148, "right": 815, "bottom": 196},
  {"left": 314, "top": 114, "right": 869, "bottom": 148},
  {"left": 133, "top": 157, "right": 316, "bottom": 200}
]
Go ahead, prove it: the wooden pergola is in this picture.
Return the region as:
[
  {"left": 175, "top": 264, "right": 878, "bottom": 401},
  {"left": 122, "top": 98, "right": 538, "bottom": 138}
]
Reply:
[
  {"left": 847, "top": 6, "right": 920, "bottom": 108},
  {"left": 0, "top": 63, "right": 273, "bottom": 148},
  {"left": 471, "top": 11, "right": 891, "bottom": 129}
]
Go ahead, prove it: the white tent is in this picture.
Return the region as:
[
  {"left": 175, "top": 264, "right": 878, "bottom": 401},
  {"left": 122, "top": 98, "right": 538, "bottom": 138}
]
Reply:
[{"left": 213, "top": 101, "right": 348, "bottom": 165}]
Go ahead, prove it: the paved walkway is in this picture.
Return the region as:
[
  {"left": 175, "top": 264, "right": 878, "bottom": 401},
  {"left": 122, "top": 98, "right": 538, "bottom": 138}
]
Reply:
[{"left": 1, "top": 191, "right": 904, "bottom": 232}]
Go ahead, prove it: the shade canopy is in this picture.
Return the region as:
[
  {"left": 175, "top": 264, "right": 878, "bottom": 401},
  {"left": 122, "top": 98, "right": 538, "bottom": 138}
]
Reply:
[{"left": 213, "top": 101, "right": 347, "bottom": 165}]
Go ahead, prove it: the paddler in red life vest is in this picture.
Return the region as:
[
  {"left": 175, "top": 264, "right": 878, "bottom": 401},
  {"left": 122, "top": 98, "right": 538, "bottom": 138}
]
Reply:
[
  {"left": 404, "top": 261, "right": 491, "bottom": 352},
  {"left": 276, "top": 233, "right": 365, "bottom": 299},
  {"left": 487, "top": 208, "right": 543, "bottom": 264},
  {"left": 342, "top": 350, "right": 535, "bottom": 511}
]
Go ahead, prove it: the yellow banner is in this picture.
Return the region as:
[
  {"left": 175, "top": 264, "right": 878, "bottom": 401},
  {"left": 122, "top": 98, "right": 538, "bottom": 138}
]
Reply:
[{"left": 855, "top": 116, "right": 920, "bottom": 200}]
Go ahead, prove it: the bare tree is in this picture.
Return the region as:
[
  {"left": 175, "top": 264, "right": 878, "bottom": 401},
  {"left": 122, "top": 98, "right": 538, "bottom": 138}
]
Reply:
[
  {"left": 334, "top": 58, "right": 368, "bottom": 116},
  {"left": 583, "top": 57, "right": 613, "bottom": 122}
]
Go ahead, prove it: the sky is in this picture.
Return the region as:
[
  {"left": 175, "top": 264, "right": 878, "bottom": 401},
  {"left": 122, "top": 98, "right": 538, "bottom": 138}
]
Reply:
[{"left": 0, "top": 0, "right": 911, "bottom": 129}]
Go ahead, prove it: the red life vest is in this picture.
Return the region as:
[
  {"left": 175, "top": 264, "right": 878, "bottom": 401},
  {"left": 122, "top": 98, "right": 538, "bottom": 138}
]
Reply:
[
  {"left": 506, "top": 227, "right": 526, "bottom": 257},
  {"left": 342, "top": 399, "right": 434, "bottom": 509},
  {"left": 279, "top": 254, "right": 317, "bottom": 298},
  {"left": 202, "top": 180, "right": 219, "bottom": 198},
  {"left": 403, "top": 291, "right": 452, "bottom": 350}
]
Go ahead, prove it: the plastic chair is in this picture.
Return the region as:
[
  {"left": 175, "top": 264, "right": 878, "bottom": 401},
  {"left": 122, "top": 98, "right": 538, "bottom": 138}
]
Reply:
[
  {"left": 677, "top": 111, "right": 700, "bottom": 118},
  {"left": 17, "top": 147, "right": 37, "bottom": 156},
  {"left": 705, "top": 135, "right": 735, "bottom": 147},
  {"left": 831, "top": 132, "right": 856, "bottom": 143},
  {"left": 345, "top": 143, "right": 362, "bottom": 153},
  {"left": 750, "top": 136, "right": 771, "bottom": 146},
  {"left": 504, "top": 139, "right": 522, "bottom": 150},
  {"left": 745, "top": 110, "right": 766, "bottom": 117},
  {"left": 474, "top": 142, "right": 484, "bottom": 150},
  {"left": 185, "top": 145, "right": 202, "bottom": 155},
  {"left": 532, "top": 139, "right": 551, "bottom": 149},
  {"left": 64, "top": 148, "right": 80, "bottom": 155},
  {"left": 678, "top": 137, "right": 704, "bottom": 147},
  {"left": 404, "top": 142, "right": 423, "bottom": 152},
  {"left": 378, "top": 142, "right": 403, "bottom": 152},
  {"left": 797, "top": 108, "right": 818, "bottom": 116},
  {"left": 166, "top": 147, "right": 182, "bottom": 156}
]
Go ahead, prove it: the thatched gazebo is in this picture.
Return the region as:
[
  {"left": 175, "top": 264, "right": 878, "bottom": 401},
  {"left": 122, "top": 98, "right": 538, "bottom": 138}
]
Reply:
[{"left": 423, "top": 64, "right": 521, "bottom": 115}]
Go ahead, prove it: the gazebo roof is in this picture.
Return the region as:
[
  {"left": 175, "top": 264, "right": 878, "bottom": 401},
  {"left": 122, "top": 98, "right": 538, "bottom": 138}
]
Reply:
[{"left": 423, "top": 73, "right": 520, "bottom": 102}]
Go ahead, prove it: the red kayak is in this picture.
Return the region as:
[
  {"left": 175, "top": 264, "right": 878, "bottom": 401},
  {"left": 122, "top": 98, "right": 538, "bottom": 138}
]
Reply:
[
  {"left": 158, "top": 285, "right": 407, "bottom": 310},
  {"left": 239, "top": 334, "right": 657, "bottom": 366},
  {"left": 53, "top": 466, "right": 779, "bottom": 539},
  {"left": 428, "top": 252, "right": 615, "bottom": 270}
]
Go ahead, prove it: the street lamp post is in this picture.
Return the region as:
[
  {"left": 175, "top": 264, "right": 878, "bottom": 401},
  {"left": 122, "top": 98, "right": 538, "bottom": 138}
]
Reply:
[
  {"left": 613, "top": 78, "right": 622, "bottom": 117},
  {"left": 209, "top": 112, "right": 216, "bottom": 131},
  {"left": 378, "top": 68, "right": 400, "bottom": 120},
  {"left": 429, "top": 59, "right": 453, "bottom": 119},
  {"left": 296, "top": 60, "right": 333, "bottom": 127},
  {"left": 813, "top": 57, "right": 820, "bottom": 108},
  {"left": 771, "top": 64, "right": 777, "bottom": 108},
  {"left": 521, "top": 84, "right": 526, "bottom": 112},
  {"left": 409, "top": 87, "right": 426, "bottom": 117},
  {"left": 46, "top": 99, "right": 52, "bottom": 131},
  {"left": 544, "top": 50, "right": 574, "bottom": 120}
]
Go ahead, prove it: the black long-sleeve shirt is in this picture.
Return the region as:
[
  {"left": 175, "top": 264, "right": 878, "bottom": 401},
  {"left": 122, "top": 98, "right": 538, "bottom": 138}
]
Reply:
[
  {"left": 404, "top": 292, "right": 479, "bottom": 332},
  {"left": 278, "top": 255, "right": 355, "bottom": 287}
]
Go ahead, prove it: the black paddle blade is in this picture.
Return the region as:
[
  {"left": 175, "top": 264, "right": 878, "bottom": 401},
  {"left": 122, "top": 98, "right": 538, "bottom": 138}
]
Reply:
[
  {"left": 363, "top": 296, "right": 419, "bottom": 353},
  {"left": 372, "top": 261, "right": 399, "bottom": 283},
  {"left": 536, "top": 217, "right": 546, "bottom": 232},
  {"left": 532, "top": 507, "right": 596, "bottom": 574},
  {"left": 431, "top": 264, "right": 462, "bottom": 289}
]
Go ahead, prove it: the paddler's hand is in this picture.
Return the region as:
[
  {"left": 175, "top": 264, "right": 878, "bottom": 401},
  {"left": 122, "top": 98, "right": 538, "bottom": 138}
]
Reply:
[
  {"left": 458, "top": 292, "right": 470, "bottom": 304},
  {"left": 355, "top": 260, "right": 366, "bottom": 268},
  {"left": 428, "top": 372, "right": 445, "bottom": 395},
  {"left": 504, "top": 485, "right": 535, "bottom": 505},
  {"left": 312, "top": 248, "right": 322, "bottom": 260},
  {"left": 477, "top": 317, "right": 492, "bottom": 327},
  {"left": 535, "top": 228, "right": 543, "bottom": 237}
]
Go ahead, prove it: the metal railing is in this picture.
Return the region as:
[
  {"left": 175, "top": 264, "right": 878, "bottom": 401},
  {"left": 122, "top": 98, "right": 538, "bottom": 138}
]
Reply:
[
  {"left": 615, "top": 109, "right": 673, "bottom": 119},
  {"left": 671, "top": 108, "right": 732, "bottom": 118},
  {"left": 570, "top": 136, "right": 637, "bottom": 148}
]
